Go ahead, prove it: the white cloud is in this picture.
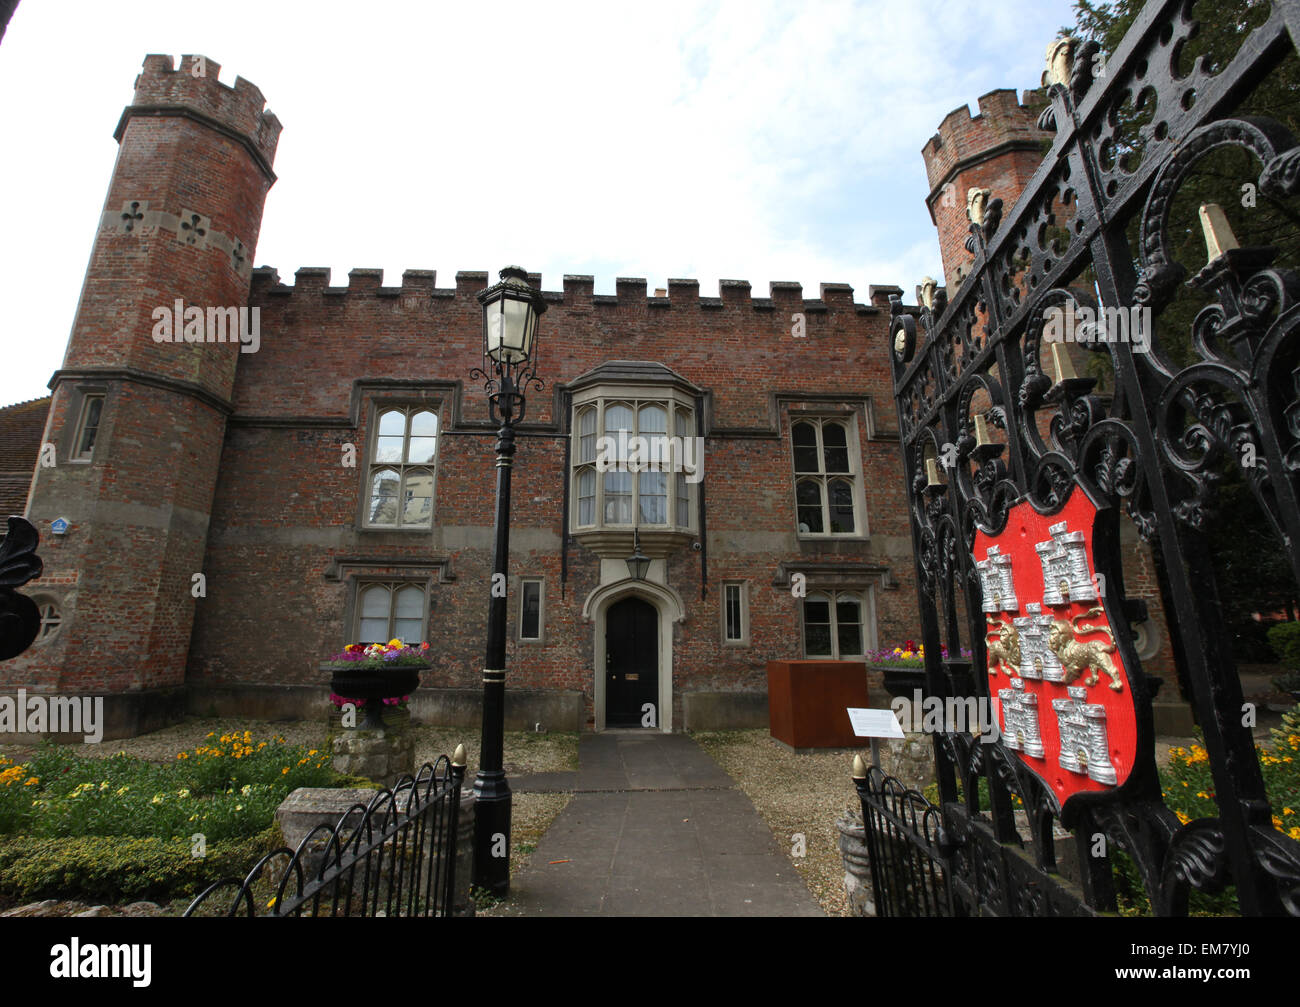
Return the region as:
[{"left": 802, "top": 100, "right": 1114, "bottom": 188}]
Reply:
[{"left": 0, "top": 0, "right": 1076, "bottom": 407}]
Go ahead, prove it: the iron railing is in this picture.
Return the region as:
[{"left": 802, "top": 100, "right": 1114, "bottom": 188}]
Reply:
[
  {"left": 870, "top": 0, "right": 1300, "bottom": 916},
  {"left": 185, "top": 756, "right": 466, "bottom": 918},
  {"left": 852, "top": 766, "right": 954, "bottom": 917}
]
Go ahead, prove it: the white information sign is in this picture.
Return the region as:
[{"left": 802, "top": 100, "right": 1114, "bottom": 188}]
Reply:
[{"left": 847, "top": 707, "right": 904, "bottom": 739}]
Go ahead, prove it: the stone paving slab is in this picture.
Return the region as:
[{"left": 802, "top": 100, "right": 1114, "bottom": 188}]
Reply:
[{"left": 502, "top": 733, "right": 824, "bottom": 917}]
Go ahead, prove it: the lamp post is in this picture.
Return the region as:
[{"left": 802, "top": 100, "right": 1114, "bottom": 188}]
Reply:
[{"left": 470, "top": 265, "right": 547, "bottom": 896}]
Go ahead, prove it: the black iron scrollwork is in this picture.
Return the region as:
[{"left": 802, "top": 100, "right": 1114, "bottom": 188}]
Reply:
[
  {"left": 869, "top": 0, "right": 1300, "bottom": 917},
  {"left": 0, "top": 516, "right": 43, "bottom": 661}
]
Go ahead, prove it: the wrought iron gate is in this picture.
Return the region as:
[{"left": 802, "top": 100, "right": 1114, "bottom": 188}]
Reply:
[
  {"left": 875, "top": 0, "right": 1300, "bottom": 916},
  {"left": 184, "top": 757, "right": 466, "bottom": 917}
]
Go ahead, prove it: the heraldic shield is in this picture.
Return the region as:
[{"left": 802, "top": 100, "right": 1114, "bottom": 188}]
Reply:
[{"left": 973, "top": 486, "right": 1139, "bottom": 810}]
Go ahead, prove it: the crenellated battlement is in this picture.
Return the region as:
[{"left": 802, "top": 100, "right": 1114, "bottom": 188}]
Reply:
[
  {"left": 921, "top": 87, "right": 1049, "bottom": 195},
  {"left": 116, "top": 54, "right": 282, "bottom": 175},
  {"left": 248, "top": 267, "right": 891, "bottom": 314}
]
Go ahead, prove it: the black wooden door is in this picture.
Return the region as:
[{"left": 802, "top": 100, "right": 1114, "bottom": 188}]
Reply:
[{"left": 605, "top": 597, "right": 658, "bottom": 727}]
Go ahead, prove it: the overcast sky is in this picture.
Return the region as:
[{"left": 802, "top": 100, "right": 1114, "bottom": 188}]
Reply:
[{"left": 0, "top": 0, "right": 1077, "bottom": 407}]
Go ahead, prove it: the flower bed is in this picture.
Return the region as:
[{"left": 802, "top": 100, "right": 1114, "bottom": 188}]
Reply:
[
  {"left": 0, "top": 731, "right": 332, "bottom": 842},
  {"left": 0, "top": 730, "right": 339, "bottom": 906}
]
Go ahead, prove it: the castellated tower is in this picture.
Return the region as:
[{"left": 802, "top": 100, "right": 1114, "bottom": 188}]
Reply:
[
  {"left": 7, "top": 55, "right": 280, "bottom": 738},
  {"left": 921, "top": 88, "right": 1049, "bottom": 291}
]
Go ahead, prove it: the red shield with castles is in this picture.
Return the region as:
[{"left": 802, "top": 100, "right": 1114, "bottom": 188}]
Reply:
[{"left": 972, "top": 486, "right": 1139, "bottom": 810}]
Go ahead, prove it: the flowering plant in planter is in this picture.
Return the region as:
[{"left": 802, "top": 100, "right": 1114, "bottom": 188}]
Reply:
[
  {"left": 322, "top": 639, "right": 431, "bottom": 669},
  {"left": 865, "top": 640, "right": 971, "bottom": 668},
  {"left": 328, "top": 692, "right": 411, "bottom": 710},
  {"left": 322, "top": 640, "right": 429, "bottom": 726}
]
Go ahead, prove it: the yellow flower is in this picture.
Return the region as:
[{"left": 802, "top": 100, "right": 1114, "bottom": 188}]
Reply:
[
  {"left": 282, "top": 767, "right": 290, "bottom": 775},
  {"left": 388, "top": 638, "right": 403, "bottom": 648},
  {"left": 1291, "top": 827, "right": 1300, "bottom": 842},
  {"left": 23, "top": 777, "right": 38, "bottom": 787},
  {"left": 1285, "top": 808, "right": 1295, "bottom": 817},
  {"left": 1175, "top": 810, "right": 1190, "bottom": 825},
  {"left": 1273, "top": 816, "right": 1284, "bottom": 830},
  {"left": 308, "top": 750, "right": 318, "bottom": 756}
]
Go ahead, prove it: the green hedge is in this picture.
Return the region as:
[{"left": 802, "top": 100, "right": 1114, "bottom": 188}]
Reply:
[
  {"left": 1267, "top": 621, "right": 1300, "bottom": 670},
  {"left": 0, "top": 826, "right": 283, "bottom": 904}
]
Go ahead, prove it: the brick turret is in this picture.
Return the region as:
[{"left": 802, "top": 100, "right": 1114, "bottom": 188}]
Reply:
[
  {"left": 921, "top": 88, "right": 1049, "bottom": 291},
  {"left": 7, "top": 55, "right": 280, "bottom": 739}
]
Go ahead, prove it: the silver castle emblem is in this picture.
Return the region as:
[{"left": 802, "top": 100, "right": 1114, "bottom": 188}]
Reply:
[
  {"left": 998, "top": 677, "right": 1044, "bottom": 758},
  {"left": 1036, "top": 521, "right": 1097, "bottom": 606},
  {"left": 976, "top": 544, "right": 1018, "bottom": 613},
  {"left": 1051, "top": 685, "right": 1117, "bottom": 785},
  {"left": 1013, "top": 602, "right": 1064, "bottom": 682}
]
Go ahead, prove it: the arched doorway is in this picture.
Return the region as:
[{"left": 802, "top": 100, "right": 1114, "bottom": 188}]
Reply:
[{"left": 604, "top": 596, "right": 659, "bottom": 727}]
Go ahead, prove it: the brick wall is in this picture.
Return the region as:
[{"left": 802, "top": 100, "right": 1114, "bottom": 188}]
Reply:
[{"left": 188, "top": 272, "right": 919, "bottom": 726}]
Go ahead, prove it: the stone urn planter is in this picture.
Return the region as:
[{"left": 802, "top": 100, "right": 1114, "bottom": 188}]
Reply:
[
  {"left": 866, "top": 663, "right": 927, "bottom": 701},
  {"left": 321, "top": 655, "right": 425, "bottom": 787},
  {"left": 325, "top": 664, "right": 423, "bottom": 730}
]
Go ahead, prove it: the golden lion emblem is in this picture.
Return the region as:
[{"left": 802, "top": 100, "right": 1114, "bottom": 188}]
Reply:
[
  {"left": 985, "top": 617, "right": 1021, "bottom": 676},
  {"left": 1049, "top": 607, "right": 1123, "bottom": 691}
]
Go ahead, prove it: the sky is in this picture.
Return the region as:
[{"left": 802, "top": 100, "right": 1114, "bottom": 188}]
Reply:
[{"left": 0, "top": 0, "right": 1079, "bottom": 407}]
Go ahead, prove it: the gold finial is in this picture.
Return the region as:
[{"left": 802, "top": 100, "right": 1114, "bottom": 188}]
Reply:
[
  {"left": 967, "top": 188, "right": 990, "bottom": 226},
  {"left": 919, "top": 276, "right": 936, "bottom": 309},
  {"left": 452, "top": 743, "right": 467, "bottom": 768},
  {"left": 852, "top": 753, "right": 867, "bottom": 779},
  {"left": 1043, "top": 37, "right": 1076, "bottom": 88},
  {"left": 1199, "top": 203, "right": 1240, "bottom": 263},
  {"left": 1050, "top": 341, "right": 1078, "bottom": 383},
  {"left": 973, "top": 413, "right": 992, "bottom": 446}
]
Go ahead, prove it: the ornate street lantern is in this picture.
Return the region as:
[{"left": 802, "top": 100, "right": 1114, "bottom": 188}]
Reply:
[
  {"left": 474, "top": 267, "right": 547, "bottom": 428},
  {"left": 626, "top": 528, "right": 650, "bottom": 582},
  {"left": 478, "top": 265, "right": 545, "bottom": 364}
]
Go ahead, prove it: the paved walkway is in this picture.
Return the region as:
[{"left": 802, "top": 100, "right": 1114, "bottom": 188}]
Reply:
[{"left": 503, "top": 732, "right": 824, "bottom": 916}]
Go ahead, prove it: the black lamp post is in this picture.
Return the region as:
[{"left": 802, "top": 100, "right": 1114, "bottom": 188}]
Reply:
[{"left": 470, "top": 265, "right": 547, "bottom": 896}]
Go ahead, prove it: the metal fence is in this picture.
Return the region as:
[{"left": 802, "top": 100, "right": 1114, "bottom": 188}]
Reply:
[
  {"left": 852, "top": 765, "right": 954, "bottom": 917},
  {"left": 868, "top": 0, "right": 1300, "bottom": 916},
  {"left": 184, "top": 756, "right": 466, "bottom": 918}
]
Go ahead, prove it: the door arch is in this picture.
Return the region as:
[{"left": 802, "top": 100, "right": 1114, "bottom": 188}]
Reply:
[{"left": 588, "top": 582, "right": 679, "bottom": 732}]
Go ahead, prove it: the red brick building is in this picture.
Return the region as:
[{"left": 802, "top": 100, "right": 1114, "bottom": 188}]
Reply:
[{"left": 5, "top": 55, "right": 1182, "bottom": 739}]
